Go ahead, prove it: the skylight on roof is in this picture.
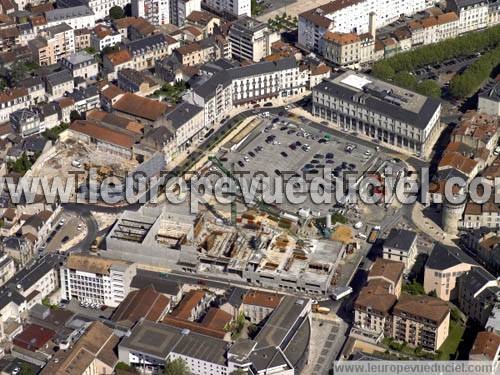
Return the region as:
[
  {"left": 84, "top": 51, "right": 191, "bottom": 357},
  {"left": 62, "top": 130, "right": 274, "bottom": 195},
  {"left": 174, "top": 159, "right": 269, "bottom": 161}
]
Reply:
[{"left": 340, "top": 74, "right": 372, "bottom": 90}]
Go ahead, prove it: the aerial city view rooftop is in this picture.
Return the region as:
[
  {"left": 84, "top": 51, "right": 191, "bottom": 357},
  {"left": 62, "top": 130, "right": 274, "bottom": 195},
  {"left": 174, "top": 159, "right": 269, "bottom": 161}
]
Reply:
[{"left": 0, "top": 0, "right": 498, "bottom": 373}]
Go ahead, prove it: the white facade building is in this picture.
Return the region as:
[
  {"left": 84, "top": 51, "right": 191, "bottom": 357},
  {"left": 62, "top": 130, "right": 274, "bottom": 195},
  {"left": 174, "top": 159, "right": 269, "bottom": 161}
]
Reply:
[
  {"left": 45, "top": 6, "right": 96, "bottom": 30},
  {"left": 229, "top": 16, "right": 279, "bottom": 62},
  {"left": 448, "top": 0, "right": 489, "bottom": 33},
  {"left": 61, "top": 51, "right": 99, "bottom": 80},
  {"left": 170, "top": 0, "right": 201, "bottom": 26},
  {"left": 132, "top": 0, "right": 170, "bottom": 26},
  {"left": 184, "top": 57, "right": 308, "bottom": 128},
  {"left": 60, "top": 254, "right": 137, "bottom": 308},
  {"left": 298, "top": 0, "right": 428, "bottom": 52},
  {"left": 202, "top": 0, "right": 250, "bottom": 17}
]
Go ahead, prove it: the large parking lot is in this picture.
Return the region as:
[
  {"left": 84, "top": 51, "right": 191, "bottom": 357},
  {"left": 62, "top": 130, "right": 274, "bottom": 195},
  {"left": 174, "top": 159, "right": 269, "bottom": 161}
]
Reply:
[{"left": 218, "top": 115, "right": 379, "bottom": 215}]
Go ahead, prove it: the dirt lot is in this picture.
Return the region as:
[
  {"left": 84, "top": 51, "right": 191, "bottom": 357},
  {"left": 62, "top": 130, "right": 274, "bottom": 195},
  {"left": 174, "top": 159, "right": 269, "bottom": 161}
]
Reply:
[{"left": 31, "top": 140, "right": 138, "bottom": 192}]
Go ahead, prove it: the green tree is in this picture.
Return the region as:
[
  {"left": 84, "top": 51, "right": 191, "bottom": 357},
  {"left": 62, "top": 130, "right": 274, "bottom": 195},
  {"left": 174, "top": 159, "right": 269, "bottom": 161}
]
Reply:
[
  {"left": 70, "top": 110, "right": 82, "bottom": 122},
  {"left": 371, "top": 63, "right": 395, "bottom": 81},
  {"left": 8, "top": 152, "right": 32, "bottom": 174},
  {"left": 393, "top": 71, "right": 417, "bottom": 90},
  {"left": 449, "top": 45, "right": 500, "bottom": 98},
  {"left": 9, "top": 61, "right": 28, "bottom": 84},
  {"left": 109, "top": 5, "right": 125, "bottom": 19},
  {"left": 403, "top": 280, "right": 425, "bottom": 295},
  {"left": 19, "top": 363, "right": 34, "bottom": 375},
  {"left": 416, "top": 80, "right": 441, "bottom": 98},
  {"left": 164, "top": 358, "right": 190, "bottom": 375},
  {"left": 231, "top": 369, "right": 248, "bottom": 375}
]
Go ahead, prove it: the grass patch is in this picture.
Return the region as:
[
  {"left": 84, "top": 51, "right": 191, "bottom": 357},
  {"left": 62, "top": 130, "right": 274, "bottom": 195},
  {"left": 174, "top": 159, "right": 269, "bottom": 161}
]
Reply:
[
  {"left": 402, "top": 280, "right": 425, "bottom": 295},
  {"left": 437, "top": 317, "right": 465, "bottom": 360}
]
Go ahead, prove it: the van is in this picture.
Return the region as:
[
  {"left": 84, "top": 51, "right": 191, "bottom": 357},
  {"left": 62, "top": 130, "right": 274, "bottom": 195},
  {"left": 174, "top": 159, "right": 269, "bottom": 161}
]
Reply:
[
  {"left": 494, "top": 146, "right": 500, "bottom": 156},
  {"left": 72, "top": 160, "right": 82, "bottom": 168}
]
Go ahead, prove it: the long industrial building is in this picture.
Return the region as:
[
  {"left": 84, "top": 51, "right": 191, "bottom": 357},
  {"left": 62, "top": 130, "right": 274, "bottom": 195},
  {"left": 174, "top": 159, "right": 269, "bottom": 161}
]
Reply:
[{"left": 312, "top": 70, "right": 442, "bottom": 156}]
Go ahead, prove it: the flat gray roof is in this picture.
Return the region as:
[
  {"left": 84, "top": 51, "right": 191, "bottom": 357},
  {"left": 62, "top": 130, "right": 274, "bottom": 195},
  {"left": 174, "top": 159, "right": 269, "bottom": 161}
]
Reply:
[
  {"left": 255, "top": 295, "right": 309, "bottom": 349},
  {"left": 314, "top": 70, "right": 441, "bottom": 130}
]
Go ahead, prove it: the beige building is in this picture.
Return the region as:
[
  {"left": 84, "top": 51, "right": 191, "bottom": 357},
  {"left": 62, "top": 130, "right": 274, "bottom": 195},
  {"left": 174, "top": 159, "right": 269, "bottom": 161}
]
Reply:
[
  {"left": 41, "top": 322, "right": 119, "bottom": 375},
  {"left": 383, "top": 229, "right": 418, "bottom": 272},
  {"left": 242, "top": 290, "right": 281, "bottom": 323},
  {"left": 103, "top": 49, "right": 134, "bottom": 81},
  {"left": 354, "top": 258, "right": 404, "bottom": 337},
  {"left": 392, "top": 294, "right": 450, "bottom": 351},
  {"left": 74, "top": 28, "right": 91, "bottom": 50},
  {"left": 424, "top": 243, "right": 478, "bottom": 301},
  {"left": 28, "top": 23, "right": 75, "bottom": 66},
  {"left": 127, "top": 34, "right": 177, "bottom": 71},
  {"left": 322, "top": 31, "right": 374, "bottom": 66},
  {"left": 173, "top": 35, "right": 230, "bottom": 67},
  {"left": 228, "top": 16, "right": 280, "bottom": 62}
]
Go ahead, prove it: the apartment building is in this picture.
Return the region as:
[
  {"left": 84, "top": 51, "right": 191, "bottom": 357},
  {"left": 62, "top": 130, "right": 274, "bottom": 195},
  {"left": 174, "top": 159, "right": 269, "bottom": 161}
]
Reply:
[
  {"left": 354, "top": 259, "right": 404, "bottom": 338},
  {"left": 44, "top": 70, "right": 74, "bottom": 99},
  {"left": 28, "top": 23, "right": 75, "bottom": 66},
  {"left": 90, "top": 24, "right": 122, "bottom": 52},
  {"left": 0, "top": 88, "right": 31, "bottom": 123},
  {"left": 392, "top": 294, "right": 450, "bottom": 351},
  {"left": 8, "top": 254, "right": 62, "bottom": 310},
  {"left": 131, "top": 0, "right": 170, "bottom": 26},
  {"left": 127, "top": 34, "right": 174, "bottom": 71},
  {"left": 10, "top": 108, "right": 45, "bottom": 138},
  {"left": 165, "top": 102, "right": 204, "bottom": 150},
  {"left": 61, "top": 51, "right": 99, "bottom": 80},
  {"left": 45, "top": 5, "right": 96, "bottom": 30},
  {"left": 170, "top": 0, "right": 201, "bottom": 26},
  {"left": 0, "top": 252, "right": 15, "bottom": 287},
  {"left": 228, "top": 16, "right": 280, "bottom": 62},
  {"left": 383, "top": 229, "right": 418, "bottom": 272},
  {"left": 202, "top": 0, "right": 250, "bottom": 18},
  {"left": 461, "top": 200, "right": 500, "bottom": 229},
  {"left": 117, "top": 68, "right": 158, "bottom": 96},
  {"left": 186, "top": 10, "right": 221, "bottom": 36},
  {"left": 241, "top": 290, "right": 281, "bottom": 323},
  {"left": 312, "top": 70, "right": 442, "bottom": 156},
  {"left": 298, "top": 0, "right": 428, "bottom": 52},
  {"left": 448, "top": 0, "right": 489, "bottom": 33},
  {"left": 424, "top": 243, "right": 478, "bottom": 301},
  {"left": 41, "top": 322, "right": 119, "bottom": 374},
  {"left": 173, "top": 35, "right": 230, "bottom": 66},
  {"left": 186, "top": 73, "right": 232, "bottom": 127},
  {"left": 19, "top": 77, "right": 46, "bottom": 105},
  {"left": 103, "top": 49, "right": 134, "bottom": 80},
  {"left": 56, "top": 0, "right": 128, "bottom": 19},
  {"left": 457, "top": 267, "right": 499, "bottom": 327},
  {"left": 478, "top": 80, "right": 500, "bottom": 116},
  {"left": 74, "top": 27, "right": 91, "bottom": 50},
  {"left": 184, "top": 57, "right": 309, "bottom": 129},
  {"left": 321, "top": 31, "right": 375, "bottom": 66},
  {"left": 60, "top": 254, "right": 137, "bottom": 308}
]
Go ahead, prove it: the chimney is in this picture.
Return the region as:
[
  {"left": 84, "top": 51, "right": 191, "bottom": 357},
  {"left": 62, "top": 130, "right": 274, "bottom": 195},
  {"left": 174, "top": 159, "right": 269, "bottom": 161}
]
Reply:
[{"left": 369, "top": 12, "right": 376, "bottom": 39}]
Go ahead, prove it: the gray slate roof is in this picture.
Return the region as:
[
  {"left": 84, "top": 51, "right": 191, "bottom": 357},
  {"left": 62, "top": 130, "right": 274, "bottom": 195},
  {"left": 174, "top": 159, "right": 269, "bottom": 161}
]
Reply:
[
  {"left": 314, "top": 73, "right": 441, "bottom": 130},
  {"left": 384, "top": 228, "right": 417, "bottom": 252},
  {"left": 426, "top": 243, "right": 478, "bottom": 271},
  {"left": 45, "top": 5, "right": 93, "bottom": 21},
  {"left": 165, "top": 102, "right": 203, "bottom": 130}
]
